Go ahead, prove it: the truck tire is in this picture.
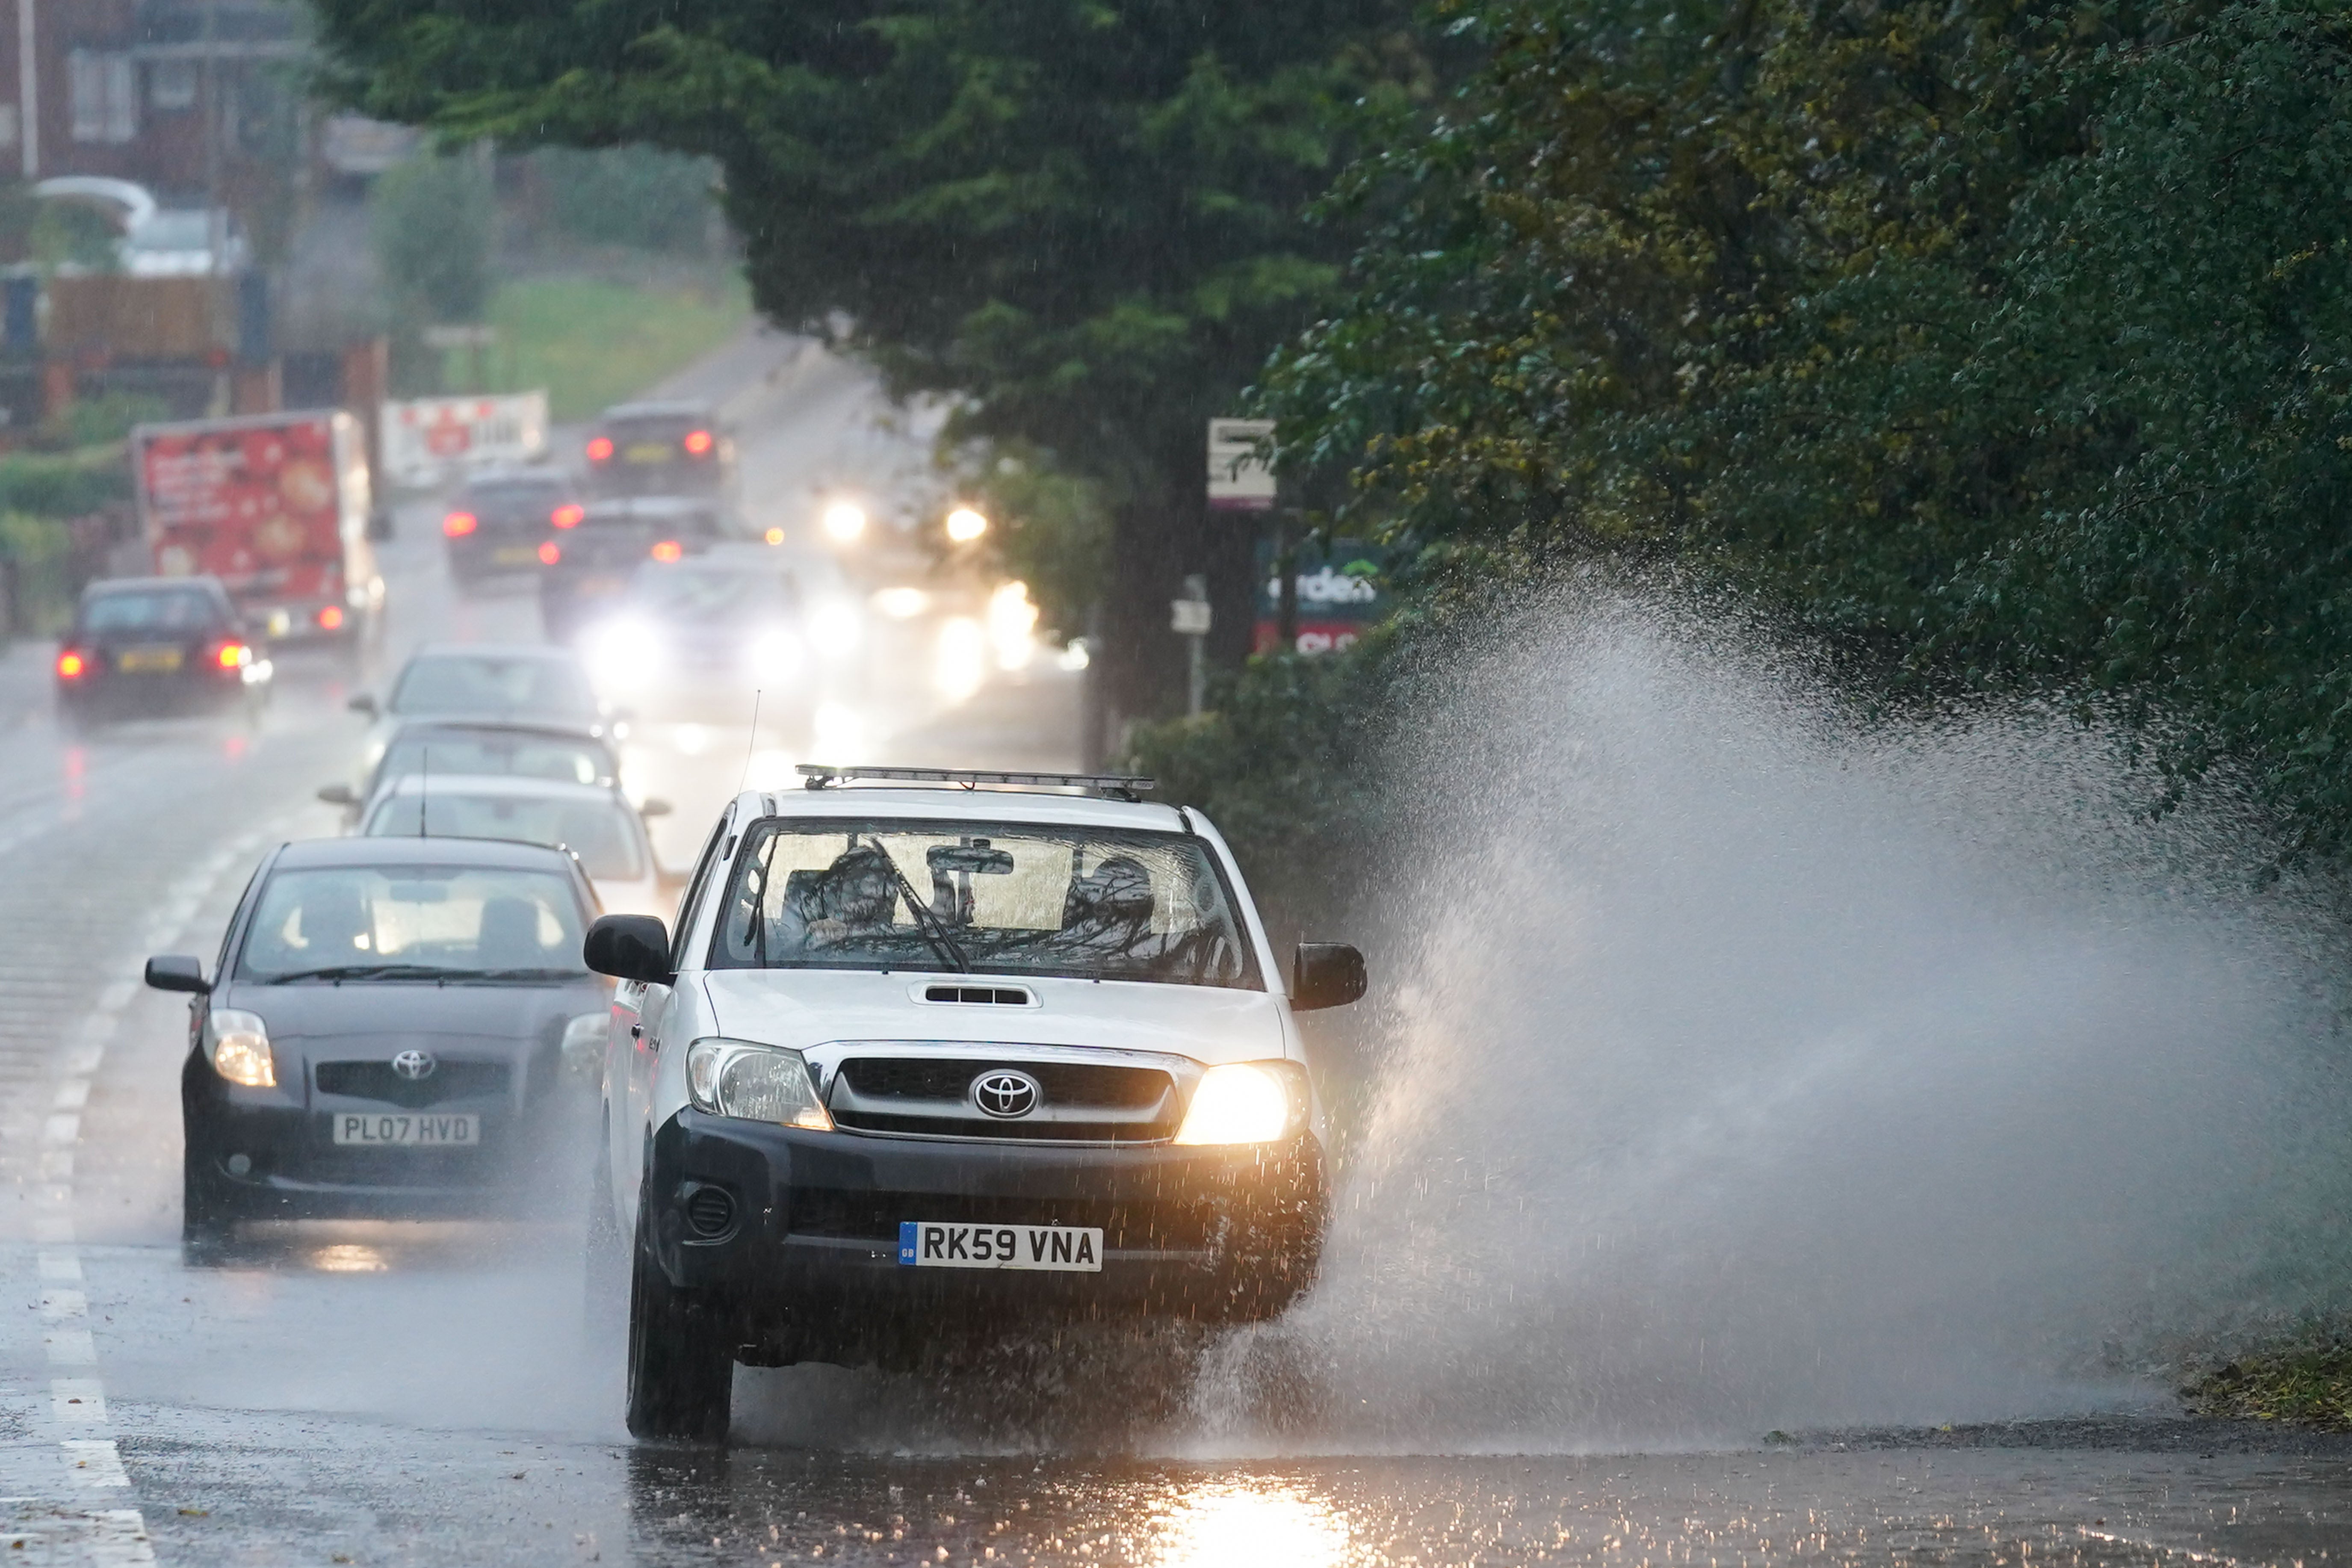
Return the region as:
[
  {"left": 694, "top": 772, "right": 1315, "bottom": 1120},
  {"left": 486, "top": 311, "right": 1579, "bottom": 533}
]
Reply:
[{"left": 623, "top": 1193, "right": 733, "bottom": 1441}]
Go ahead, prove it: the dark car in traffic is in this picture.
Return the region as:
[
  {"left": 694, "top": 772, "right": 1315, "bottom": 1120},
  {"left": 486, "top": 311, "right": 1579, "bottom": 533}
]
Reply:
[
  {"left": 538, "top": 497, "right": 728, "bottom": 642},
  {"left": 439, "top": 468, "right": 583, "bottom": 587},
  {"left": 54, "top": 576, "right": 271, "bottom": 730},
  {"left": 146, "top": 836, "right": 611, "bottom": 1250},
  {"left": 583, "top": 400, "right": 735, "bottom": 502}
]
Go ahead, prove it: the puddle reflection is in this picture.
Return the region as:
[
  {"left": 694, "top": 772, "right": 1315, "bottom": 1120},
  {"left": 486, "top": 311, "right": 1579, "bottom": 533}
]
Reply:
[{"left": 1152, "top": 1483, "right": 1347, "bottom": 1568}]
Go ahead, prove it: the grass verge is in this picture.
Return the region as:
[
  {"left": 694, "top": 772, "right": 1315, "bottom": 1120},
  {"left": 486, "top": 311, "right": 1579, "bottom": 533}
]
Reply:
[
  {"left": 2182, "top": 1339, "right": 2352, "bottom": 1430},
  {"left": 446, "top": 275, "right": 752, "bottom": 421}
]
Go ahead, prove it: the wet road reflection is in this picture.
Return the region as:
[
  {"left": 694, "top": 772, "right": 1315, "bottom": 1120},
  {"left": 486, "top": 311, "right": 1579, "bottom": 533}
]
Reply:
[{"left": 603, "top": 1447, "right": 2352, "bottom": 1566}]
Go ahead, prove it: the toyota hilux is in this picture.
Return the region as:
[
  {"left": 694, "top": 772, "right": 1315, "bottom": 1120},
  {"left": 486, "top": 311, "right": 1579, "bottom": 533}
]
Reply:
[{"left": 581, "top": 766, "right": 1366, "bottom": 1439}]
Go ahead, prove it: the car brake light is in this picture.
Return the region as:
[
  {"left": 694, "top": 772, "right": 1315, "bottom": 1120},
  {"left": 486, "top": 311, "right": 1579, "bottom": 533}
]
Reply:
[
  {"left": 550, "top": 503, "right": 584, "bottom": 529},
  {"left": 56, "top": 650, "right": 86, "bottom": 679},
  {"left": 316, "top": 605, "right": 345, "bottom": 631},
  {"left": 538, "top": 541, "right": 562, "bottom": 565},
  {"left": 682, "top": 429, "right": 715, "bottom": 456},
  {"left": 650, "top": 539, "right": 683, "bottom": 563},
  {"left": 442, "top": 511, "right": 478, "bottom": 537},
  {"left": 214, "top": 641, "right": 250, "bottom": 670},
  {"left": 585, "top": 437, "right": 614, "bottom": 462}
]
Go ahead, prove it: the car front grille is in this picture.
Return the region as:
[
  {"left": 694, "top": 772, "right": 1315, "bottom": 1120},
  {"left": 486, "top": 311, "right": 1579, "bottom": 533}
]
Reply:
[
  {"left": 313, "top": 1059, "right": 510, "bottom": 1108},
  {"left": 827, "top": 1057, "right": 1178, "bottom": 1143},
  {"left": 786, "top": 1187, "right": 1221, "bottom": 1252}
]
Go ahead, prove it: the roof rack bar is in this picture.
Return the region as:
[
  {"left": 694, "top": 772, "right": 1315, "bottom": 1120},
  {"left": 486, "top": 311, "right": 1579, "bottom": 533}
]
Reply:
[{"left": 797, "top": 765, "right": 1156, "bottom": 802}]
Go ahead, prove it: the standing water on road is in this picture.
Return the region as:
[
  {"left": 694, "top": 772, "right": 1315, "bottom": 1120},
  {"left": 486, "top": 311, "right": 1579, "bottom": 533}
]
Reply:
[{"left": 1227, "top": 588, "right": 2352, "bottom": 1451}]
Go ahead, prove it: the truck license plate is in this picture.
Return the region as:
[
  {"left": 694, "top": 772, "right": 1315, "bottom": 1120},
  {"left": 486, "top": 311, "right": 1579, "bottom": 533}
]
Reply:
[
  {"left": 623, "top": 442, "right": 674, "bottom": 464},
  {"left": 331, "top": 1113, "right": 479, "bottom": 1147},
  {"left": 117, "top": 646, "right": 182, "bottom": 673},
  {"left": 897, "top": 1222, "right": 1102, "bottom": 1272},
  {"left": 492, "top": 546, "right": 536, "bottom": 565}
]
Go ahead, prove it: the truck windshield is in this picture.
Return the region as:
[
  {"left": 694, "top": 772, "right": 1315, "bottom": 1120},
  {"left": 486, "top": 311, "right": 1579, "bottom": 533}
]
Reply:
[
  {"left": 709, "top": 819, "right": 1262, "bottom": 989},
  {"left": 239, "top": 866, "right": 589, "bottom": 982}
]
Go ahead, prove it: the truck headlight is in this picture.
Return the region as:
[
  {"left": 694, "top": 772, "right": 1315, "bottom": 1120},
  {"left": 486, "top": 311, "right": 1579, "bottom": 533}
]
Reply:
[
  {"left": 1173, "top": 1061, "right": 1309, "bottom": 1145},
  {"left": 207, "top": 1009, "right": 275, "bottom": 1088},
  {"left": 685, "top": 1038, "right": 833, "bottom": 1131}
]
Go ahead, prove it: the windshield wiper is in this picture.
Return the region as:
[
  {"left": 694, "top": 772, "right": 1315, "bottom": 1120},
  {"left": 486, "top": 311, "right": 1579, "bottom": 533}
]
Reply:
[
  {"left": 262, "top": 963, "right": 461, "bottom": 983},
  {"left": 862, "top": 837, "right": 969, "bottom": 972}
]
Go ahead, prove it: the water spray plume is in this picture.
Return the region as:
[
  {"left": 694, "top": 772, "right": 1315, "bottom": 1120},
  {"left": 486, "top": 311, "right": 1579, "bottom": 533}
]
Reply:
[{"left": 1253, "top": 588, "right": 2352, "bottom": 1448}]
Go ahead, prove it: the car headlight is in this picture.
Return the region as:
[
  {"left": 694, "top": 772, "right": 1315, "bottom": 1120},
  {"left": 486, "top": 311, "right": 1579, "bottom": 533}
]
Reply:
[
  {"left": 561, "top": 1011, "right": 606, "bottom": 1082},
  {"left": 685, "top": 1038, "right": 833, "bottom": 1131},
  {"left": 582, "top": 619, "right": 661, "bottom": 691},
  {"left": 747, "top": 629, "right": 804, "bottom": 682},
  {"left": 808, "top": 601, "right": 862, "bottom": 655},
  {"left": 207, "top": 1009, "right": 275, "bottom": 1088},
  {"left": 1173, "top": 1060, "right": 1309, "bottom": 1145}
]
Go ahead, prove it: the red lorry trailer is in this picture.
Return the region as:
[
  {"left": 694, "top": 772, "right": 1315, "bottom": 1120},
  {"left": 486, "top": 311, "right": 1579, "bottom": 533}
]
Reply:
[{"left": 132, "top": 410, "right": 385, "bottom": 646}]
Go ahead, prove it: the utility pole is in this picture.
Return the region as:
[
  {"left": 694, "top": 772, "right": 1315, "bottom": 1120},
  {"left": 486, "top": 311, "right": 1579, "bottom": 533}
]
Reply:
[{"left": 17, "top": 0, "right": 37, "bottom": 179}]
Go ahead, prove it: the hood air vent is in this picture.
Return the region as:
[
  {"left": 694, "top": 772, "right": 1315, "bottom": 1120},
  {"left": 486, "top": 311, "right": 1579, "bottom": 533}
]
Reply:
[{"left": 921, "top": 984, "right": 1034, "bottom": 1006}]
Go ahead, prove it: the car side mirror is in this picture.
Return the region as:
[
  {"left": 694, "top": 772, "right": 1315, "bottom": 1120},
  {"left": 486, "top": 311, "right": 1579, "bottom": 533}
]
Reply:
[
  {"left": 583, "top": 914, "right": 673, "bottom": 986},
  {"left": 316, "top": 783, "right": 357, "bottom": 807},
  {"left": 1291, "top": 943, "right": 1366, "bottom": 1011},
  {"left": 639, "top": 797, "right": 673, "bottom": 818},
  {"left": 367, "top": 508, "right": 395, "bottom": 542},
  {"left": 145, "top": 955, "right": 210, "bottom": 995},
  {"left": 347, "top": 694, "right": 378, "bottom": 718}
]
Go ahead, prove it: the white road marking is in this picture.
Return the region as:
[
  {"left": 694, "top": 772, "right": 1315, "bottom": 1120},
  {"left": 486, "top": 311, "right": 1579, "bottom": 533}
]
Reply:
[
  {"left": 60, "top": 1442, "right": 128, "bottom": 1489},
  {"left": 0, "top": 1503, "right": 154, "bottom": 1565},
  {"left": 36, "top": 1254, "right": 80, "bottom": 1283},
  {"left": 49, "top": 1082, "right": 87, "bottom": 1112},
  {"left": 41, "top": 1115, "right": 79, "bottom": 1147},
  {"left": 37, "top": 1292, "right": 85, "bottom": 1322}
]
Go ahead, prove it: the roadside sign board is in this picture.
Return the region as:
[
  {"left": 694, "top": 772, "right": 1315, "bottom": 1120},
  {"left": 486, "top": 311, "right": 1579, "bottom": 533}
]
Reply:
[
  {"left": 1207, "top": 417, "right": 1276, "bottom": 510},
  {"left": 381, "top": 392, "right": 548, "bottom": 486},
  {"left": 1255, "top": 537, "right": 1389, "bottom": 655}
]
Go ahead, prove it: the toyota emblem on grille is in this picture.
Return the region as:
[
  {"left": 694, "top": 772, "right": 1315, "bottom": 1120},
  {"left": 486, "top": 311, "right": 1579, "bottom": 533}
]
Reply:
[
  {"left": 390, "top": 1049, "right": 437, "bottom": 1081},
  {"left": 970, "top": 1068, "right": 1042, "bottom": 1119}
]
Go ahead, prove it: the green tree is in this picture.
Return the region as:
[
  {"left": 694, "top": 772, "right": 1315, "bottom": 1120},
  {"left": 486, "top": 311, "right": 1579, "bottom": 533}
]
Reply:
[
  {"left": 313, "top": 0, "right": 1425, "bottom": 743},
  {"left": 1268, "top": 0, "right": 2352, "bottom": 866},
  {"left": 370, "top": 151, "right": 496, "bottom": 326}
]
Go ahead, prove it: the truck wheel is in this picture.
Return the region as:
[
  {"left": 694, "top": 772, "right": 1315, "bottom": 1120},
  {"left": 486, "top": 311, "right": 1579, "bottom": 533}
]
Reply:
[
  {"left": 181, "top": 1144, "right": 236, "bottom": 1260},
  {"left": 623, "top": 1195, "right": 733, "bottom": 1440}
]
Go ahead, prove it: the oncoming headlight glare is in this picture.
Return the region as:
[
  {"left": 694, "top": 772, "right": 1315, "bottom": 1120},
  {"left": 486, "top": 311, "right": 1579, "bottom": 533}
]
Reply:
[
  {"left": 1173, "top": 1061, "right": 1308, "bottom": 1145},
  {"left": 686, "top": 1038, "right": 833, "bottom": 1131},
  {"left": 207, "top": 1009, "right": 275, "bottom": 1088}
]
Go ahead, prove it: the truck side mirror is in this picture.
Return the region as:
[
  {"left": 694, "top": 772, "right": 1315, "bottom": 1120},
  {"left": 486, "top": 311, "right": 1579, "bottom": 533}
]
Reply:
[
  {"left": 1291, "top": 943, "right": 1366, "bottom": 1010},
  {"left": 145, "top": 955, "right": 210, "bottom": 995},
  {"left": 639, "top": 797, "right": 673, "bottom": 818},
  {"left": 583, "top": 914, "right": 674, "bottom": 986},
  {"left": 346, "top": 694, "right": 378, "bottom": 718},
  {"left": 316, "top": 783, "right": 357, "bottom": 807}
]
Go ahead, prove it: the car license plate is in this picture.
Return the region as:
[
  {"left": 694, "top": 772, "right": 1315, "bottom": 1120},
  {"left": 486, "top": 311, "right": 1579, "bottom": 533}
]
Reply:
[
  {"left": 492, "top": 545, "right": 536, "bottom": 565},
  {"left": 897, "top": 1222, "right": 1102, "bottom": 1272},
  {"left": 623, "top": 442, "right": 674, "bottom": 465},
  {"left": 331, "top": 1113, "right": 479, "bottom": 1147},
  {"left": 116, "top": 646, "right": 182, "bottom": 673}
]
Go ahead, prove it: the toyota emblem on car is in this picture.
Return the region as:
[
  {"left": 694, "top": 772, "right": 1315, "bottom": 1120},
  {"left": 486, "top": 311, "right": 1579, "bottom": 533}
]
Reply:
[
  {"left": 969, "top": 1068, "right": 1042, "bottom": 1119},
  {"left": 390, "top": 1049, "right": 438, "bottom": 1081}
]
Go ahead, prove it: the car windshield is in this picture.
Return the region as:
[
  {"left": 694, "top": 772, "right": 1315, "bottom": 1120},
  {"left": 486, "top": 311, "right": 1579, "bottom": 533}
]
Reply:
[
  {"left": 238, "top": 866, "right": 588, "bottom": 982},
  {"left": 388, "top": 654, "right": 597, "bottom": 719},
  {"left": 128, "top": 212, "right": 212, "bottom": 251},
  {"left": 82, "top": 589, "right": 217, "bottom": 634},
  {"left": 710, "top": 819, "right": 1261, "bottom": 989},
  {"left": 363, "top": 791, "right": 644, "bottom": 881},
  {"left": 462, "top": 481, "right": 566, "bottom": 513},
  {"left": 376, "top": 729, "right": 614, "bottom": 791},
  {"left": 628, "top": 565, "right": 799, "bottom": 623}
]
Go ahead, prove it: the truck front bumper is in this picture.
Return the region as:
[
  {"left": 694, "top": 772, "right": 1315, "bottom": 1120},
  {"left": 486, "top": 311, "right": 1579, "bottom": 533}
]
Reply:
[{"left": 643, "top": 1109, "right": 1327, "bottom": 1363}]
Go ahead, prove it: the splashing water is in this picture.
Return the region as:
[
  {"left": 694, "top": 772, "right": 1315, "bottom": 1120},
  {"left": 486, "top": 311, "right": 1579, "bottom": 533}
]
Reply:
[{"left": 1242, "top": 590, "right": 2352, "bottom": 1450}]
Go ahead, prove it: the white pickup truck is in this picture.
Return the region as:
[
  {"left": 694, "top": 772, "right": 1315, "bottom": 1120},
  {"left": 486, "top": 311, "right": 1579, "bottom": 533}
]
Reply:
[{"left": 582, "top": 766, "right": 1367, "bottom": 1439}]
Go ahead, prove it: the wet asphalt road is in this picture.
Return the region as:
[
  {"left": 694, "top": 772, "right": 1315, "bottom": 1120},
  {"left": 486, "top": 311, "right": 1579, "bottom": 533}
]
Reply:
[{"left": 0, "top": 342, "right": 2346, "bottom": 1564}]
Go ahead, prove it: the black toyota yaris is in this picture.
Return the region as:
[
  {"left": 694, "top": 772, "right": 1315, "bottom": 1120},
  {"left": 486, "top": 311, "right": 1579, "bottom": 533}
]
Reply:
[{"left": 146, "top": 836, "right": 612, "bottom": 1252}]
